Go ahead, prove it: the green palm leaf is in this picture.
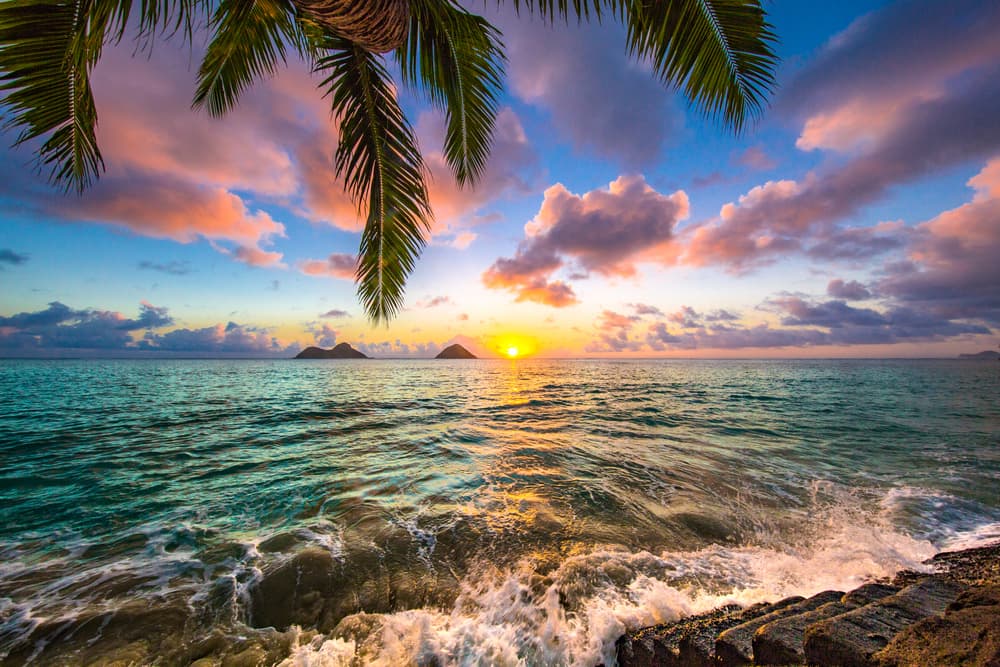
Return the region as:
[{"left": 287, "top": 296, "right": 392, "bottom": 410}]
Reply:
[
  {"left": 316, "top": 40, "right": 432, "bottom": 324},
  {"left": 626, "top": 0, "right": 777, "bottom": 131},
  {"left": 504, "top": 0, "right": 777, "bottom": 131},
  {"left": 397, "top": 0, "right": 505, "bottom": 186},
  {"left": 0, "top": 0, "right": 110, "bottom": 192},
  {"left": 193, "top": 0, "right": 303, "bottom": 117}
]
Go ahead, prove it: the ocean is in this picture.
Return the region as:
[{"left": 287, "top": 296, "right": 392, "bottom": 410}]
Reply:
[{"left": 1, "top": 359, "right": 998, "bottom": 665}]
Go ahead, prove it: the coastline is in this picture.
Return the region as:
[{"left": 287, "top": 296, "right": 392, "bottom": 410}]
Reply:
[{"left": 616, "top": 542, "right": 1000, "bottom": 666}]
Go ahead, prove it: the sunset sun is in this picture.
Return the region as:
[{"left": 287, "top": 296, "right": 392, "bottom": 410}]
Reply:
[{"left": 506, "top": 346, "right": 519, "bottom": 358}]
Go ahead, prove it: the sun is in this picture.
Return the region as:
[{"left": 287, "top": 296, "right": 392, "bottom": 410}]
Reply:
[{"left": 506, "top": 346, "right": 519, "bottom": 358}]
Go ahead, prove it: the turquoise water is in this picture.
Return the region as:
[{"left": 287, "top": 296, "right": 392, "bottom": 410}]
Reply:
[{"left": 0, "top": 359, "right": 998, "bottom": 665}]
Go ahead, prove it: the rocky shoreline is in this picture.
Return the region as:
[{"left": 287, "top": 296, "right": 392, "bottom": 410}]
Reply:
[{"left": 615, "top": 542, "right": 1000, "bottom": 667}]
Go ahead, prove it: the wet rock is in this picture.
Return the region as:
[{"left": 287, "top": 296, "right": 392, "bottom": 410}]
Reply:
[
  {"left": 715, "top": 590, "right": 843, "bottom": 666},
  {"left": 803, "top": 577, "right": 964, "bottom": 667},
  {"left": 616, "top": 598, "right": 805, "bottom": 667},
  {"left": 616, "top": 605, "right": 743, "bottom": 667},
  {"left": 753, "top": 585, "right": 898, "bottom": 666},
  {"left": 677, "top": 597, "right": 805, "bottom": 666},
  {"left": 249, "top": 548, "right": 340, "bottom": 630},
  {"left": 875, "top": 584, "right": 1000, "bottom": 667},
  {"left": 257, "top": 532, "right": 302, "bottom": 554}
]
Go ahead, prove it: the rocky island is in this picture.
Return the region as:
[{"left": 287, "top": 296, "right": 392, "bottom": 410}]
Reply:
[
  {"left": 435, "top": 344, "right": 477, "bottom": 359},
  {"left": 958, "top": 350, "right": 1000, "bottom": 360},
  {"left": 294, "top": 343, "right": 368, "bottom": 359}
]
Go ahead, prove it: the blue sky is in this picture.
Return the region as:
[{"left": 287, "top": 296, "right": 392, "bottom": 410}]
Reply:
[{"left": 1, "top": 0, "right": 998, "bottom": 357}]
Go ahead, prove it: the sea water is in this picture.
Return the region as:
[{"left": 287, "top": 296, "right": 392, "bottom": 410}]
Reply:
[{"left": 0, "top": 359, "right": 998, "bottom": 664}]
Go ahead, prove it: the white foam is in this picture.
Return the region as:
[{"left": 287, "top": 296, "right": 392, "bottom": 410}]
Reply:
[{"left": 280, "top": 514, "right": 939, "bottom": 667}]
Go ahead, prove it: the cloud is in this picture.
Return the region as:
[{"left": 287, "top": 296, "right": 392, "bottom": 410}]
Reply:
[
  {"left": 58, "top": 173, "right": 286, "bottom": 265},
  {"left": 483, "top": 175, "right": 688, "bottom": 306},
  {"left": 781, "top": 0, "right": 1000, "bottom": 153},
  {"left": 736, "top": 146, "right": 777, "bottom": 171},
  {"left": 878, "top": 158, "right": 1000, "bottom": 325},
  {"left": 319, "top": 309, "right": 349, "bottom": 319},
  {"left": 495, "top": 9, "right": 679, "bottom": 167},
  {"left": 299, "top": 253, "right": 358, "bottom": 280},
  {"left": 355, "top": 339, "right": 443, "bottom": 358},
  {"left": 307, "top": 322, "right": 338, "bottom": 348},
  {"left": 681, "top": 2, "right": 1000, "bottom": 273},
  {"left": 145, "top": 321, "right": 294, "bottom": 354},
  {"left": 417, "top": 295, "right": 451, "bottom": 308},
  {"left": 0, "top": 301, "right": 173, "bottom": 350},
  {"left": 457, "top": 313, "right": 469, "bottom": 321},
  {"left": 138, "top": 260, "right": 191, "bottom": 275},
  {"left": 629, "top": 303, "right": 663, "bottom": 317},
  {"left": 827, "top": 279, "right": 871, "bottom": 300},
  {"left": 0, "top": 301, "right": 302, "bottom": 356},
  {"left": 231, "top": 246, "right": 285, "bottom": 268},
  {"left": 0, "top": 249, "right": 28, "bottom": 266}
]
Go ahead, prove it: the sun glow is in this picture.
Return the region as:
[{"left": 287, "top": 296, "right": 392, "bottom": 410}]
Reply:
[{"left": 506, "top": 346, "right": 519, "bottom": 358}]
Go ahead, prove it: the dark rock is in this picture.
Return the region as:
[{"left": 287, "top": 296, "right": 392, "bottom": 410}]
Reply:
[
  {"left": 616, "top": 599, "right": 807, "bottom": 667},
  {"left": 753, "top": 585, "right": 898, "bottom": 666},
  {"left": 677, "top": 598, "right": 805, "bottom": 667},
  {"left": 294, "top": 343, "right": 367, "bottom": 359},
  {"left": 715, "top": 590, "right": 843, "bottom": 666},
  {"left": 435, "top": 344, "right": 477, "bottom": 359},
  {"left": 249, "top": 548, "right": 340, "bottom": 630},
  {"left": 803, "top": 578, "right": 964, "bottom": 667},
  {"left": 616, "top": 605, "right": 743, "bottom": 667},
  {"left": 875, "top": 584, "right": 1000, "bottom": 666}
]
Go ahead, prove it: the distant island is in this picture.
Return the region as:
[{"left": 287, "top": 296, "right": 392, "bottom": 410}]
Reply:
[
  {"left": 958, "top": 350, "right": 999, "bottom": 360},
  {"left": 435, "top": 344, "right": 477, "bottom": 359},
  {"left": 294, "top": 343, "right": 368, "bottom": 359}
]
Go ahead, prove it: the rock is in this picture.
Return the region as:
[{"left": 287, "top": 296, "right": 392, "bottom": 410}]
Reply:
[
  {"left": 435, "top": 343, "right": 477, "bottom": 359},
  {"left": 875, "top": 584, "right": 1000, "bottom": 666},
  {"left": 294, "top": 343, "right": 367, "bottom": 359},
  {"left": 803, "top": 578, "right": 964, "bottom": 667},
  {"left": 616, "top": 605, "right": 743, "bottom": 667},
  {"left": 249, "top": 549, "right": 340, "bottom": 630},
  {"left": 715, "top": 590, "right": 843, "bottom": 666},
  {"left": 616, "top": 599, "right": 806, "bottom": 667},
  {"left": 677, "top": 598, "right": 805, "bottom": 667},
  {"left": 753, "top": 585, "right": 899, "bottom": 666}
]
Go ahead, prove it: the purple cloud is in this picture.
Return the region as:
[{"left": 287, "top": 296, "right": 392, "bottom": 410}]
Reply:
[{"left": 827, "top": 279, "right": 871, "bottom": 301}]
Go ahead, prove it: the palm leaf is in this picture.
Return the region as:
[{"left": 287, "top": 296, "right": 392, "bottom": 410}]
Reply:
[
  {"left": 316, "top": 40, "right": 432, "bottom": 324},
  {"left": 0, "top": 0, "right": 111, "bottom": 192},
  {"left": 193, "top": 0, "right": 302, "bottom": 117},
  {"left": 503, "top": 0, "right": 777, "bottom": 131},
  {"left": 625, "top": 0, "right": 777, "bottom": 131},
  {"left": 397, "top": 0, "right": 505, "bottom": 186}
]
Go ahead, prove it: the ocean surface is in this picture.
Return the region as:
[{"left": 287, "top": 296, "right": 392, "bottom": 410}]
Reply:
[{"left": 0, "top": 358, "right": 998, "bottom": 665}]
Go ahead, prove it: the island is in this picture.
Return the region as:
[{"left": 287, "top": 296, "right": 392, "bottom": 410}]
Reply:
[
  {"left": 958, "top": 350, "right": 1000, "bottom": 360},
  {"left": 435, "top": 344, "right": 477, "bottom": 359},
  {"left": 294, "top": 343, "right": 368, "bottom": 359}
]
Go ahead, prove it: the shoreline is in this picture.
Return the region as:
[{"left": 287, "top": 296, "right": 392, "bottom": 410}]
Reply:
[{"left": 615, "top": 541, "right": 1000, "bottom": 666}]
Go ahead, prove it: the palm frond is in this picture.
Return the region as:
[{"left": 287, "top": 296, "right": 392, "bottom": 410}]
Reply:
[
  {"left": 504, "top": 0, "right": 608, "bottom": 23},
  {"left": 193, "top": 0, "right": 302, "bottom": 117},
  {"left": 626, "top": 0, "right": 777, "bottom": 131},
  {"left": 397, "top": 0, "right": 505, "bottom": 187},
  {"left": 316, "top": 40, "right": 432, "bottom": 324},
  {"left": 0, "top": 0, "right": 112, "bottom": 192}
]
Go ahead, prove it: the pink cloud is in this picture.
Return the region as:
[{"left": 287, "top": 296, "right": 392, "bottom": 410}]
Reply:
[
  {"left": 483, "top": 175, "right": 687, "bottom": 306},
  {"left": 298, "top": 253, "right": 358, "bottom": 280},
  {"left": 232, "top": 246, "right": 285, "bottom": 268}
]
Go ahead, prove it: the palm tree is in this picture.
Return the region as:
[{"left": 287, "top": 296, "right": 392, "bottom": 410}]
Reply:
[{"left": 0, "top": 0, "right": 777, "bottom": 323}]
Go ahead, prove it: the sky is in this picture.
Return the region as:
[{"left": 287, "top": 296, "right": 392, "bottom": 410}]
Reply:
[{"left": 1, "top": 0, "right": 998, "bottom": 358}]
